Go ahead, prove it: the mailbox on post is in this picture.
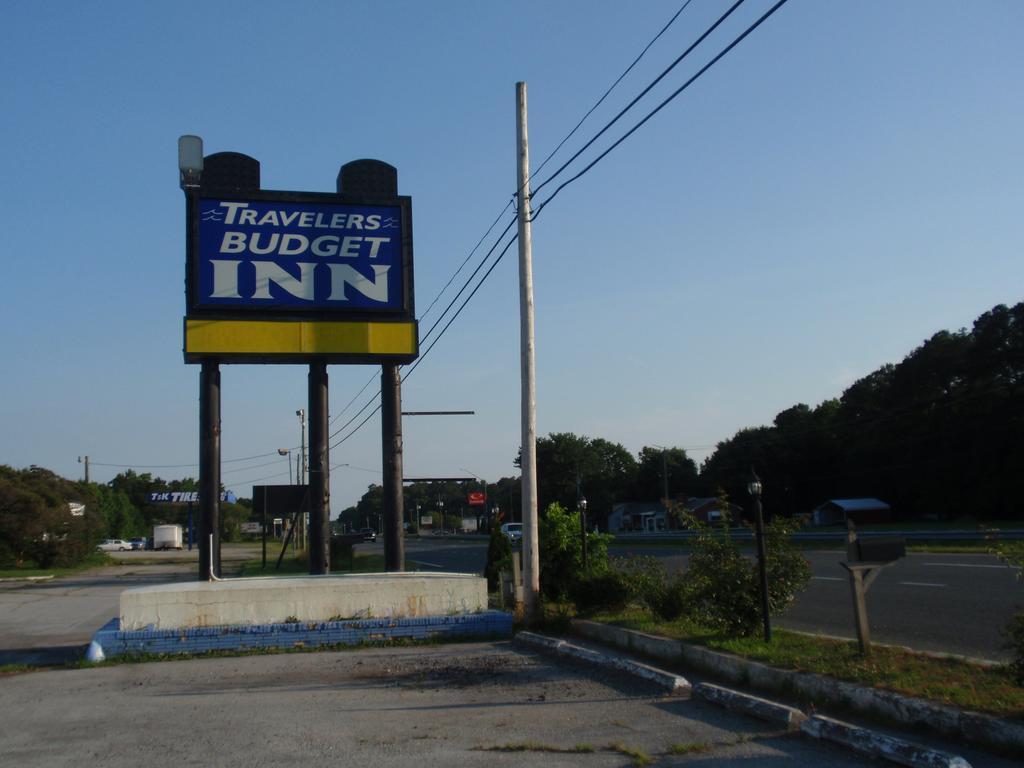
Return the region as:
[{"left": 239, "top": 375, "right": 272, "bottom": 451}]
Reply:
[
  {"left": 854, "top": 536, "right": 906, "bottom": 564},
  {"left": 840, "top": 523, "right": 906, "bottom": 655}
]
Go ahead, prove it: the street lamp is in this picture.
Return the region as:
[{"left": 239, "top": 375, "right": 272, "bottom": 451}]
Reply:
[
  {"left": 748, "top": 469, "right": 771, "bottom": 643},
  {"left": 178, "top": 135, "right": 203, "bottom": 189},
  {"left": 579, "top": 496, "right": 588, "bottom": 568},
  {"left": 277, "top": 448, "right": 293, "bottom": 484}
]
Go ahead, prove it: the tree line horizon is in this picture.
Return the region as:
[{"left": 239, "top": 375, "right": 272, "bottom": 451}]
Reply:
[{"left": 5, "top": 300, "right": 1020, "bottom": 556}]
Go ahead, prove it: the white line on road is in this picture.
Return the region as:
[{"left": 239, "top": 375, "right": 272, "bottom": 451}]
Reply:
[
  {"left": 900, "top": 582, "right": 945, "bottom": 588},
  {"left": 924, "top": 562, "right": 1013, "bottom": 569},
  {"left": 408, "top": 559, "right": 445, "bottom": 569},
  {"left": 812, "top": 576, "right": 844, "bottom": 581}
]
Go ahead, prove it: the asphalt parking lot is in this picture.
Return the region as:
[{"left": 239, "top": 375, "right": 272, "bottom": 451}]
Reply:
[{"left": 0, "top": 642, "right": 936, "bottom": 768}]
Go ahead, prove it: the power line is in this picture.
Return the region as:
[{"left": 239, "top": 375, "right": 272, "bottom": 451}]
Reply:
[
  {"left": 420, "top": 216, "right": 519, "bottom": 345},
  {"left": 531, "top": 0, "right": 790, "bottom": 220},
  {"left": 418, "top": 201, "right": 515, "bottom": 324},
  {"left": 530, "top": 0, "right": 697, "bottom": 181},
  {"left": 325, "top": 4, "right": 699, "bottom": 438},
  {"left": 91, "top": 451, "right": 281, "bottom": 470},
  {"left": 403, "top": 231, "right": 520, "bottom": 382},
  {"left": 530, "top": 0, "right": 747, "bottom": 199}
]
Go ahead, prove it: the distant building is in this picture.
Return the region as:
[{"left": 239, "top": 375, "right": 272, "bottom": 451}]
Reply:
[
  {"left": 678, "top": 497, "right": 744, "bottom": 525},
  {"left": 608, "top": 497, "right": 744, "bottom": 532},
  {"left": 812, "top": 498, "right": 892, "bottom": 526},
  {"left": 608, "top": 502, "right": 670, "bottom": 533}
]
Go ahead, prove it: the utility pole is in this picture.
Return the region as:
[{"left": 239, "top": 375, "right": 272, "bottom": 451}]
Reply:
[
  {"left": 662, "top": 449, "right": 669, "bottom": 502},
  {"left": 78, "top": 455, "right": 89, "bottom": 483},
  {"left": 516, "top": 81, "right": 540, "bottom": 622}
]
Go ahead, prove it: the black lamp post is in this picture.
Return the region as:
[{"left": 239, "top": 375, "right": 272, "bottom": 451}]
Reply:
[
  {"left": 748, "top": 470, "right": 771, "bottom": 642},
  {"left": 579, "top": 496, "right": 588, "bottom": 568}
]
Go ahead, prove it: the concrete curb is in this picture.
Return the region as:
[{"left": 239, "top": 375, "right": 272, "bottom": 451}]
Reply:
[
  {"left": 515, "top": 631, "right": 690, "bottom": 694},
  {"left": 694, "top": 682, "right": 806, "bottom": 730},
  {"left": 802, "top": 715, "right": 972, "bottom": 768},
  {"left": 571, "top": 619, "right": 1024, "bottom": 755},
  {"left": 0, "top": 575, "right": 55, "bottom": 583}
]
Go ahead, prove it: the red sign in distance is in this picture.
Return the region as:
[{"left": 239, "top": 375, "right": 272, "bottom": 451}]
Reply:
[{"left": 467, "top": 492, "right": 485, "bottom": 506}]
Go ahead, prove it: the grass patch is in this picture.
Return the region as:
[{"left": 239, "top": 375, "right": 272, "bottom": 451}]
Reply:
[
  {"left": 236, "top": 551, "right": 393, "bottom": 577},
  {"left": 668, "top": 742, "right": 711, "bottom": 755},
  {"left": 589, "top": 607, "right": 1024, "bottom": 720},
  {"left": 0, "top": 552, "right": 113, "bottom": 579},
  {"left": 606, "top": 741, "right": 651, "bottom": 767}
]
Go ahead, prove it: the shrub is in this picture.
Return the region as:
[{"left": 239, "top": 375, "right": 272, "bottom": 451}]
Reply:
[
  {"left": 683, "top": 506, "right": 811, "bottom": 637},
  {"left": 484, "top": 516, "right": 512, "bottom": 592},
  {"left": 568, "top": 568, "right": 633, "bottom": 616},
  {"left": 1005, "top": 612, "right": 1024, "bottom": 685},
  {"left": 647, "top": 572, "right": 690, "bottom": 622},
  {"left": 998, "top": 543, "right": 1024, "bottom": 684},
  {"left": 538, "top": 502, "right": 613, "bottom": 601}
]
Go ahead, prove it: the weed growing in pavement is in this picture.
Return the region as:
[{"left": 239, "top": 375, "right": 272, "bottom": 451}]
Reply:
[{"left": 606, "top": 741, "right": 651, "bottom": 767}]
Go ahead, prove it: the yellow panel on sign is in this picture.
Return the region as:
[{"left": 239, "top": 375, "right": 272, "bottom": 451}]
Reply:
[{"left": 184, "top": 319, "right": 418, "bottom": 361}]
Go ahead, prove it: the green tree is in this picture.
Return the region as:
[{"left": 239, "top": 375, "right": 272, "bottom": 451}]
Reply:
[
  {"left": 0, "top": 466, "right": 101, "bottom": 568},
  {"left": 94, "top": 485, "right": 143, "bottom": 539},
  {"left": 632, "top": 446, "right": 699, "bottom": 502},
  {"left": 524, "top": 433, "right": 638, "bottom": 529}
]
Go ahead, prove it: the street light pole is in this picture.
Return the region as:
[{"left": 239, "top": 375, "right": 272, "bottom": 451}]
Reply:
[
  {"left": 296, "top": 409, "right": 306, "bottom": 485},
  {"left": 748, "top": 469, "right": 772, "bottom": 643},
  {"left": 579, "top": 496, "right": 588, "bottom": 569}
]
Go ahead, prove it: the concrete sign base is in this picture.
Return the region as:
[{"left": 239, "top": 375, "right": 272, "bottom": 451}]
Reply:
[{"left": 119, "top": 572, "right": 487, "bottom": 631}]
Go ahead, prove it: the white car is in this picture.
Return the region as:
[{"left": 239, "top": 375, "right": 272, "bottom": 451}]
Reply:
[
  {"left": 97, "top": 539, "right": 132, "bottom": 552},
  {"left": 500, "top": 523, "right": 522, "bottom": 543}
]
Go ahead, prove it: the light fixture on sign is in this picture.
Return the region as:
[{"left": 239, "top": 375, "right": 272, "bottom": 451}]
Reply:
[{"left": 178, "top": 134, "right": 203, "bottom": 188}]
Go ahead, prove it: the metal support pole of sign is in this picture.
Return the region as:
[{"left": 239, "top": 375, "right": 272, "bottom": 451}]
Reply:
[
  {"left": 187, "top": 501, "right": 194, "bottom": 551},
  {"left": 381, "top": 363, "right": 404, "bottom": 571},
  {"left": 308, "top": 361, "right": 330, "bottom": 574},
  {"left": 516, "top": 81, "right": 540, "bottom": 623},
  {"left": 198, "top": 360, "right": 221, "bottom": 581},
  {"left": 338, "top": 158, "right": 405, "bottom": 573}
]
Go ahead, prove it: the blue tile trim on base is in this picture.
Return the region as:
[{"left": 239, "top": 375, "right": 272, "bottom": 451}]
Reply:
[{"left": 90, "top": 611, "right": 512, "bottom": 659}]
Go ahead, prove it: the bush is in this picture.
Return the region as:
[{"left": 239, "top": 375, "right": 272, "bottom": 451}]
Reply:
[
  {"left": 998, "top": 543, "right": 1024, "bottom": 684},
  {"left": 484, "top": 517, "right": 512, "bottom": 592},
  {"left": 647, "top": 571, "right": 690, "bottom": 622},
  {"left": 683, "top": 507, "right": 811, "bottom": 637},
  {"left": 1005, "top": 612, "right": 1024, "bottom": 685},
  {"left": 539, "top": 502, "right": 612, "bottom": 601},
  {"left": 569, "top": 567, "right": 633, "bottom": 616}
]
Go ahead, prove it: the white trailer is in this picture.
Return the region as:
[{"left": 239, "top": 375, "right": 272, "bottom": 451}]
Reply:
[{"left": 153, "top": 524, "right": 183, "bottom": 551}]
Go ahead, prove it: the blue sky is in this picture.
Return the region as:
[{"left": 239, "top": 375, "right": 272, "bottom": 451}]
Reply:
[{"left": 3, "top": 1, "right": 1022, "bottom": 514}]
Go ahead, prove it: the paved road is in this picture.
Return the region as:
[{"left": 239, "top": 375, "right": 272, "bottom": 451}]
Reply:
[
  {"left": 1, "top": 642, "right": 1011, "bottom": 768},
  {"left": 0, "top": 546, "right": 261, "bottom": 665},
  {"left": 403, "top": 538, "right": 1022, "bottom": 661},
  {"left": 0, "top": 564, "right": 194, "bottom": 665}
]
